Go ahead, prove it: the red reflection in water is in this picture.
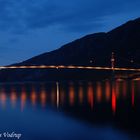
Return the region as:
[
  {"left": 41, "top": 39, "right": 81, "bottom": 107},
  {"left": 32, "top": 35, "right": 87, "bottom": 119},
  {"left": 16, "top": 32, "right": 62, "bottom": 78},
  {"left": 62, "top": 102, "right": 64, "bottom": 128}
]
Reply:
[
  {"left": 78, "top": 85, "right": 84, "bottom": 105},
  {"left": 69, "top": 84, "right": 75, "bottom": 106},
  {"left": 10, "top": 88, "right": 17, "bottom": 107},
  {"left": 112, "top": 83, "right": 116, "bottom": 115},
  {"left": 87, "top": 83, "right": 94, "bottom": 109},
  {"left": 96, "top": 82, "right": 102, "bottom": 103},
  {"left": 31, "top": 87, "right": 37, "bottom": 106},
  {"left": 21, "top": 87, "right": 27, "bottom": 111},
  {"left": 131, "top": 81, "right": 135, "bottom": 107},
  {"left": 105, "top": 81, "right": 111, "bottom": 102}
]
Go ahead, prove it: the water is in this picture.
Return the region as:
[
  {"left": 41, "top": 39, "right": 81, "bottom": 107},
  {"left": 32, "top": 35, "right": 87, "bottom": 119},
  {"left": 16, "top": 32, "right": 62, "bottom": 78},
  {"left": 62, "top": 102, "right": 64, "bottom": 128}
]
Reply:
[{"left": 0, "top": 80, "right": 140, "bottom": 140}]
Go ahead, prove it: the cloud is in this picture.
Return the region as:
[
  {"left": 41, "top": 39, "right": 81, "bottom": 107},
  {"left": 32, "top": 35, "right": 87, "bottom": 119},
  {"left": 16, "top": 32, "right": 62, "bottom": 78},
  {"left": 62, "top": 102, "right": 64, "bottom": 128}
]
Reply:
[{"left": 0, "top": 0, "right": 139, "bottom": 34}]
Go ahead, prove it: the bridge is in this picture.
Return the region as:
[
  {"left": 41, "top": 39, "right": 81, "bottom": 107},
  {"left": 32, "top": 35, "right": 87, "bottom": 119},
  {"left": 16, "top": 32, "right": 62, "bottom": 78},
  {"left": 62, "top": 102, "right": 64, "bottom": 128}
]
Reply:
[
  {"left": 0, "top": 65, "right": 140, "bottom": 72},
  {"left": 0, "top": 52, "right": 140, "bottom": 72}
]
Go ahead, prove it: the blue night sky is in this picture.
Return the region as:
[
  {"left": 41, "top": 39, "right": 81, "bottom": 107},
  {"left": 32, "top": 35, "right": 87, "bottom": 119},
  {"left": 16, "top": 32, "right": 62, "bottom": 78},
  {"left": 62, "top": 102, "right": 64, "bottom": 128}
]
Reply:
[{"left": 0, "top": 0, "right": 140, "bottom": 65}]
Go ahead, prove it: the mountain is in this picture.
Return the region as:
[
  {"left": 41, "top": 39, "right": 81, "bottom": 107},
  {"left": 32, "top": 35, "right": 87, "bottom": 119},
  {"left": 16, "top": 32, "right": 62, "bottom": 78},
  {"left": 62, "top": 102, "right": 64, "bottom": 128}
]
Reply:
[{"left": 0, "top": 17, "right": 140, "bottom": 81}]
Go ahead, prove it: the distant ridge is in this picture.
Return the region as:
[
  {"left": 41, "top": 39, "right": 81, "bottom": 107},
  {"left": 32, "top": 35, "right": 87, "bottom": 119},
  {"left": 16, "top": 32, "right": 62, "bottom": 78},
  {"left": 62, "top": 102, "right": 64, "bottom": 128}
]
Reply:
[{"left": 18, "top": 17, "right": 140, "bottom": 67}]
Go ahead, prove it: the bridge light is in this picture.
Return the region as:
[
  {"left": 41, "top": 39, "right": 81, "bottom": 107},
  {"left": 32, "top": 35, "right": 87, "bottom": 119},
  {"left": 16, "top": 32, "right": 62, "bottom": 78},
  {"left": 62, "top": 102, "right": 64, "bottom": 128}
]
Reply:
[
  {"left": 89, "top": 58, "right": 94, "bottom": 64},
  {"left": 90, "top": 60, "right": 93, "bottom": 63},
  {"left": 130, "top": 59, "right": 134, "bottom": 63}
]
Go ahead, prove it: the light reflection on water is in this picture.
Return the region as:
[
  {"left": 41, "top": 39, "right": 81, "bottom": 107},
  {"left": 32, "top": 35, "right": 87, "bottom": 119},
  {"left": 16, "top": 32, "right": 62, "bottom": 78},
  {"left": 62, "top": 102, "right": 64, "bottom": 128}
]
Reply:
[
  {"left": 0, "top": 80, "right": 139, "bottom": 140},
  {"left": 0, "top": 81, "right": 139, "bottom": 115}
]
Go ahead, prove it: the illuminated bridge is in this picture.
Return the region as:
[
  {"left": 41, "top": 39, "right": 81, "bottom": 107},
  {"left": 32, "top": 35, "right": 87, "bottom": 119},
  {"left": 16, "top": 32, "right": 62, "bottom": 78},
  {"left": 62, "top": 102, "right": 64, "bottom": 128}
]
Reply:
[
  {"left": 0, "top": 52, "right": 139, "bottom": 72},
  {"left": 0, "top": 65, "right": 140, "bottom": 72}
]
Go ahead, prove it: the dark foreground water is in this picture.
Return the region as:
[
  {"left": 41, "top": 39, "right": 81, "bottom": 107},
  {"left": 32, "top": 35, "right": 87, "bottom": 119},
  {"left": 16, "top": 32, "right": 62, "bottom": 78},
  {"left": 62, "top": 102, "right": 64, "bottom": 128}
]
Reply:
[{"left": 0, "top": 80, "right": 140, "bottom": 140}]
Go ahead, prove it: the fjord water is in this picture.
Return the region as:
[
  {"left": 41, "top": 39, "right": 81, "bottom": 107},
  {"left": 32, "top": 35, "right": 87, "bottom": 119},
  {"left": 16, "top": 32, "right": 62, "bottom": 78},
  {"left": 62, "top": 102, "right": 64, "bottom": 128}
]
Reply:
[{"left": 0, "top": 80, "right": 140, "bottom": 140}]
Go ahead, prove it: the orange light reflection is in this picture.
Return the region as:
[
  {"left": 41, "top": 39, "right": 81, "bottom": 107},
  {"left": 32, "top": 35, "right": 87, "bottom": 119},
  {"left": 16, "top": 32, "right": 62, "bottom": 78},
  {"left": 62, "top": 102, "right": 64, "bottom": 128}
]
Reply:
[
  {"left": 69, "top": 84, "right": 75, "bottom": 106},
  {"left": 87, "top": 83, "right": 94, "bottom": 109},
  {"left": 40, "top": 84, "right": 47, "bottom": 108},
  {"left": 0, "top": 91, "right": 6, "bottom": 108},
  {"left": 10, "top": 88, "right": 17, "bottom": 107},
  {"left": 21, "top": 87, "right": 27, "bottom": 111},
  {"left": 96, "top": 82, "right": 102, "bottom": 103},
  {"left": 78, "top": 85, "right": 84, "bottom": 105},
  {"left": 40, "top": 92, "right": 46, "bottom": 108},
  {"left": 31, "top": 87, "right": 37, "bottom": 106},
  {"left": 105, "top": 81, "right": 111, "bottom": 102}
]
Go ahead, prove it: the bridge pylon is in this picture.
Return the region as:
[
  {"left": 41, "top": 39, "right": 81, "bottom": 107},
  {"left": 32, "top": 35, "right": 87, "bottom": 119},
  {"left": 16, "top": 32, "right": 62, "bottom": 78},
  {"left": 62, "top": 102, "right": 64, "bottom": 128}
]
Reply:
[
  {"left": 111, "top": 52, "right": 115, "bottom": 81},
  {"left": 111, "top": 52, "right": 115, "bottom": 71}
]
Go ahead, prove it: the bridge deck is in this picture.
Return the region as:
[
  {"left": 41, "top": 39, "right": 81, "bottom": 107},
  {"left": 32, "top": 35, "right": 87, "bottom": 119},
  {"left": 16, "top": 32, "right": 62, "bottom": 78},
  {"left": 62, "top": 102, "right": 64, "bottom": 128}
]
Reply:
[{"left": 0, "top": 65, "right": 140, "bottom": 72}]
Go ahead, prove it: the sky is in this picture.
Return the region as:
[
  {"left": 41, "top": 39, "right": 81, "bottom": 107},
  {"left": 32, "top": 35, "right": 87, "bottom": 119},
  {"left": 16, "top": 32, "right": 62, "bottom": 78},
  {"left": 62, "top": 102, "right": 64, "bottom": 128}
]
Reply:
[{"left": 0, "top": 0, "right": 140, "bottom": 65}]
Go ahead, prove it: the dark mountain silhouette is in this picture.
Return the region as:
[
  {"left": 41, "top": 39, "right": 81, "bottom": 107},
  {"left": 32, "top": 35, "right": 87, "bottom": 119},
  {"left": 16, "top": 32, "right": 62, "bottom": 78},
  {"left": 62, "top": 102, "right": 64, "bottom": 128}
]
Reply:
[{"left": 0, "top": 17, "right": 140, "bottom": 81}]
